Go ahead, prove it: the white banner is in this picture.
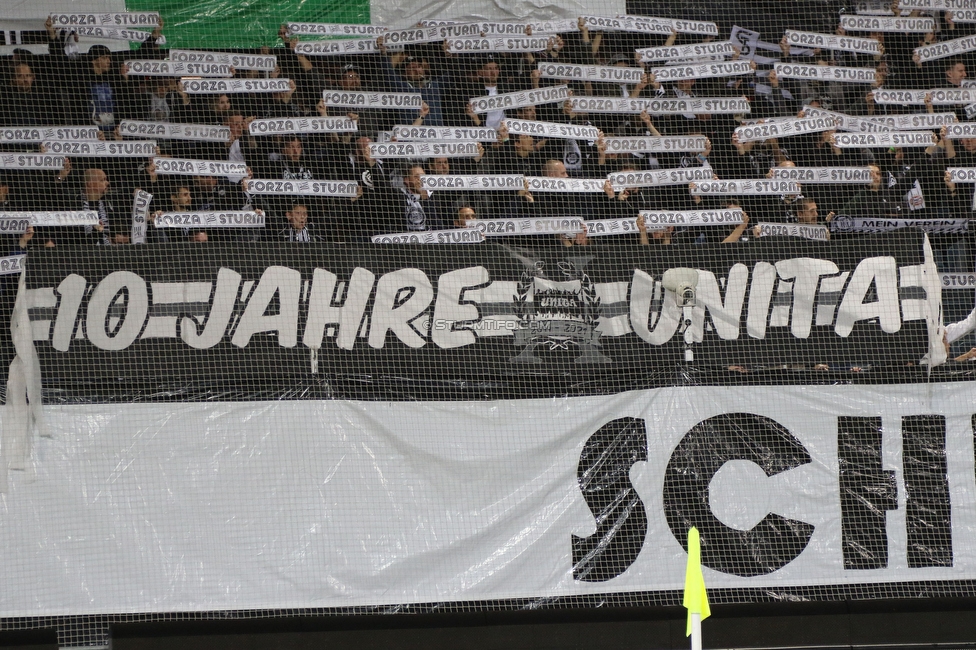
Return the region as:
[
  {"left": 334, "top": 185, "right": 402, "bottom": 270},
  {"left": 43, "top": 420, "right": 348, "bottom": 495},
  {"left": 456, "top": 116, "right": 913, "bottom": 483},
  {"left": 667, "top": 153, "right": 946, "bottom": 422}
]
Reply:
[
  {"left": 756, "top": 222, "right": 829, "bottom": 241},
  {"left": 0, "top": 211, "right": 92, "bottom": 228},
  {"left": 567, "top": 97, "right": 651, "bottom": 114},
  {"left": 639, "top": 209, "right": 744, "bottom": 226},
  {"left": 525, "top": 177, "right": 607, "bottom": 192},
  {"left": 946, "top": 168, "right": 976, "bottom": 183},
  {"left": 27, "top": 210, "right": 99, "bottom": 227},
  {"left": 5, "top": 382, "right": 976, "bottom": 615},
  {"left": 618, "top": 16, "right": 719, "bottom": 35},
  {"left": 445, "top": 36, "right": 552, "bottom": 52},
  {"left": 773, "top": 63, "right": 877, "bottom": 84},
  {"left": 839, "top": 15, "right": 935, "bottom": 31},
  {"left": 322, "top": 91, "right": 423, "bottom": 110},
  {"left": 469, "top": 85, "right": 570, "bottom": 113},
  {"left": 0, "top": 153, "right": 65, "bottom": 170},
  {"left": 0, "top": 215, "right": 31, "bottom": 234},
  {"left": 650, "top": 60, "right": 754, "bottom": 81},
  {"left": 130, "top": 189, "right": 151, "bottom": 245},
  {"left": 802, "top": 106, "right": 891, "bottom": 133},
  {"left": 608, "top": 167, "right": 713, "bottom": 187},
  {"left": 770, "top": 167, "right": 874, "bottom": 183},
  {"left": 153, "top": 158, "right": 248, "bottom": 178},
  {"left": 537, "top": 62, "right": 644, "bottom": 83},
  {"left": 941, "top": 272, "right": 976, "bottom": 288},
  {"left": 899, "top": 0, "right": 976, "bottom": 9},
  {"left": 368, "top": 142, "right": 481, "bottom": 158},
  {"left": 371, "top": 228, "right": 484, "bottom": 244},
  {"left": 636, "top": 41, "right": 736, "bottom": 63},
  {"left": 169, "top": 50, "right": 277, "bottom": 72},
  {"left": 863, "top": 113, "right": 958, "bottom": 130},
  {"left": 284, "top": 22, "right": 387, "bottom": 36},
  {"left": 125, "top": 60, "right": 231, "bottom": 77},
  {"left": 0, "top": 126, "right": 99, "bottom": 143},
  {"left": 0, "top": 255, "right": 24, "bottom": 275},
  {"left": 944, "top": 123, "right": 976, "bottom": 139},
  {"left": 504, "top": 120, "right": 600, "bottom": 140},
  {"left": 915, "top": 34, "right": 976, "bottom": 63},
  {"left": 690, "top": 180, "right": 802, "bottom": 195},
  {"left": 294, "top": 39, "right": 385, "bottom": 56},
  {"left": 49, "top": 12, "right": 158, "bottom": 27},
  {"left": 119, "top": 121, "right": 231, "bottom": 141},
  {"left": 582, "top": 217, "right": 640, "bottom": 235},
  {"left": 180, "top": 79, "right": 292, "bottom": 94},
  {"left": 734, "top": 116, "right": 840, "bottom": 143},
  {"left": 528, "top": 19, "right": 580, "bottom": 34},
  {"left": 467, "top": 217, "right": 583, "bottom": 235},
  {"left": 438, "top": 22, "right": 527, "bottom": 37},
  {"left": 570, "top": 96, "right": 750, "bottom": 115},
  {"left": 392, "top": 126, "right": 497, "bottom": 141},
  {"left": 856, "top": 1, "right": 894, "bottom": 14},
  {"left": 874, "top": 88, "right": 976, "bottom": 106},
  {"left": 41, "top": 141, "right": 157, "bottom": 157},
  {"left": 243, "top": 179, "right": 359, "bottom": 198},
  {"left": 248, "top": 117, "right": 357, "bottom": 136},
  {"left": 783, "top": 30, "right": 882, "bottom": 55},
  {"left": 832, "top": 132, "right": 936, "bottom": 148},
  {"left": 154, "top": 211, "right": 265, "bottom": 228},
  {"left": 380, "top": 26, "right": 442, "bottom": 45},
  {"left": 421, "top": 175, "right": 524, "bottom": 191},
  {"left": 579, "top": 15, "right": 672, "bottom": 34},
  {"left": 603, "top": 136, "right": 707, "bottom": 153},
  {"left": 832, "top": 216, "right": 969, "bottom": 233},
  {"left": 871, "top": 89, "right": 929, "bottom": 104},
  {"left": 71, "top": 26, "right": 150, "bottom": 41},
  {"left": 947, "top": 9, "right": 976, "bottom": 21}
]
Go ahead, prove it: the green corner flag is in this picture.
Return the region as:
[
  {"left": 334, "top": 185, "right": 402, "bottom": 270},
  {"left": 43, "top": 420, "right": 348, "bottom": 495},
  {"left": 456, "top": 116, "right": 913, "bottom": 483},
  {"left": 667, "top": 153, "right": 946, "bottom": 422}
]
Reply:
[{"left": 683, "top": 526, "right": 711, "bottom": 637}]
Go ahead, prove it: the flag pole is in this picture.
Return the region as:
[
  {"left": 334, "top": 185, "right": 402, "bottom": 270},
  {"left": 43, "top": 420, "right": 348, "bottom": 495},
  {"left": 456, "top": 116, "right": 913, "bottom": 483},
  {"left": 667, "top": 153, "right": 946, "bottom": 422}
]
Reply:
[
  {"left": 683, "top": 526, "right": 710, "bottom": 650},
  {"left": 691, "top": 612, "right": 702, "bottom": 650}
]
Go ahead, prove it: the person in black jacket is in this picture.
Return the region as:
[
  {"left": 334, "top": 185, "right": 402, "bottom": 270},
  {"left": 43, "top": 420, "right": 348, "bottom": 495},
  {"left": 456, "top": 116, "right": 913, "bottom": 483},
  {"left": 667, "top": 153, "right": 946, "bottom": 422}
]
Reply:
[
  {"left": 0, "top": 62, "right": 62, "bottom": 126},
  {"left": 51, "top": 43, "right": 141, "bottom": 134}
]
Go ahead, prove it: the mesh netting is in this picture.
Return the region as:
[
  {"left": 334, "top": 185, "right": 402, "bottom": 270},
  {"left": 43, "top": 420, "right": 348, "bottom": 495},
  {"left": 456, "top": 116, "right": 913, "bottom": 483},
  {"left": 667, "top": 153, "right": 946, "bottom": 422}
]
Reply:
[{"left": 1, "top": 0, "right": 976, "bottom": 646}]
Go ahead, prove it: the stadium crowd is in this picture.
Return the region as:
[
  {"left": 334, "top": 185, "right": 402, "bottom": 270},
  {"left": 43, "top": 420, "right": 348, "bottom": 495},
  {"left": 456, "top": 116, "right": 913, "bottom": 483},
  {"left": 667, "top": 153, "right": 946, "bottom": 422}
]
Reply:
[{"left": 0, "top": 8, "right": 975, "bottom": 253}]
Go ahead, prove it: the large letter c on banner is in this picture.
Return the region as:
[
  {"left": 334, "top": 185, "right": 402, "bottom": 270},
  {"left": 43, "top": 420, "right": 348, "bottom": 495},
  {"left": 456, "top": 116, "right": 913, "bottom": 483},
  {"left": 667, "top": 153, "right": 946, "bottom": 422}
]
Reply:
[{"left": 663, "top": 413, "right": 815, "bottom": 577}]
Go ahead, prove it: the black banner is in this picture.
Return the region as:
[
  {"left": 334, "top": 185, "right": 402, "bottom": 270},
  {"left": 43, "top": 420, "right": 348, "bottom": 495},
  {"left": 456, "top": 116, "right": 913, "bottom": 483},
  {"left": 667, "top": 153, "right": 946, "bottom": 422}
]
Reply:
[{"left": 25, "top": 232, "right": 930, "bottom": 400}]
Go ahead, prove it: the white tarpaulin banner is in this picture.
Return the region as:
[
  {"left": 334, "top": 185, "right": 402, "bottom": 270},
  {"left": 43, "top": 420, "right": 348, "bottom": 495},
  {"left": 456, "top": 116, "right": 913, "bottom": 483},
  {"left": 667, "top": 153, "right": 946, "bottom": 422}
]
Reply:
[
  {"left": 0, "top": 382, "right": 974, "bottom": 616},
  {"left": 370, "top": 0, "right": 624, "bottom": 31}
]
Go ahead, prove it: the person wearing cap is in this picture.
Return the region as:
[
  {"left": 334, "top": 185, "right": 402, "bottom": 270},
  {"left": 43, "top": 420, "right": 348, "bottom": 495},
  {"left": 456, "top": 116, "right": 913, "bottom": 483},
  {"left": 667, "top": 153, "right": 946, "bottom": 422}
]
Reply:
[
  {"left": 47, "top": 17, "right": 156, "bottom": 132},
  {"left": 52, "top": 43, "right": 142, "bottom": 133},
  {"left": 337, "top": 63, "right": 362, "bottom": 91}
]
